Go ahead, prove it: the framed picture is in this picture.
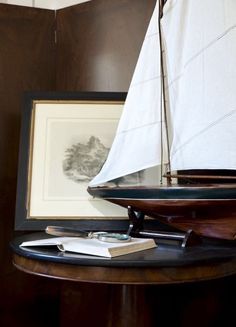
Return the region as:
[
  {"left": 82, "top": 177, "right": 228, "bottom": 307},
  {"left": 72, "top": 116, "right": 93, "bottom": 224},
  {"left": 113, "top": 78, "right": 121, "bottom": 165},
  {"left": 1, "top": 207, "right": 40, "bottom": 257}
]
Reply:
[{"left": 15, "top": 91, "right": 130, "bottom": 230}]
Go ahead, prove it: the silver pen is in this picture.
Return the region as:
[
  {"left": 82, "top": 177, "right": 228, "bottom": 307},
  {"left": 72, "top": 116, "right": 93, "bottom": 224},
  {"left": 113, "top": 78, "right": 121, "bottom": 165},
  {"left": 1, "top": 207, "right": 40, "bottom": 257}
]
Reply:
[{"left": 45, "top": 226, "right": 131, "bottom": 243}]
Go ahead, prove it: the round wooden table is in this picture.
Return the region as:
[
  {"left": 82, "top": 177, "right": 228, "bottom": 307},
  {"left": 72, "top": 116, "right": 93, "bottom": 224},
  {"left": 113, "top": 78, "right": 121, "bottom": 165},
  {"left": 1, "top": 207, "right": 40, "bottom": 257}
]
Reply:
[{"left": 11, "top": 232, "right": 236, "bottom": 326}]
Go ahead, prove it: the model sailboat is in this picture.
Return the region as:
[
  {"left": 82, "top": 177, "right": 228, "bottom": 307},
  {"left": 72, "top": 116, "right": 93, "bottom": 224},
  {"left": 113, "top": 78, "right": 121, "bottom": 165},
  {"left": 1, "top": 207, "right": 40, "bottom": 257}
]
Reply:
[{"left": 88, "top": 0, "right": 236, "bottom": 241}]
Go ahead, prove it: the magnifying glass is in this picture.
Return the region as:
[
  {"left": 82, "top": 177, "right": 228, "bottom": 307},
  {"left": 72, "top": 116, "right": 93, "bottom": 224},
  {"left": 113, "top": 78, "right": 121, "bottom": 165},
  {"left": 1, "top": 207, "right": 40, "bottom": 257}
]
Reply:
[{"left": 45, "top": 226, "right": 131, "bottom": 243}]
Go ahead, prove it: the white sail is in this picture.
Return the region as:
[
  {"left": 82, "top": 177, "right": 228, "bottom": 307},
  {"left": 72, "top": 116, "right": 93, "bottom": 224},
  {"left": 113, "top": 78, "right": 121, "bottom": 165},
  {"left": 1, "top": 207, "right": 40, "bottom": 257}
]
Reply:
[
  {"left": 90, "top": 0, "right": 236, "bottom": 188},
  {"left": 162, "top": 0, "right": 236, "bottom": 171},
  {"left": 90, "top": 2, "right": 166, "bottom": 187}
]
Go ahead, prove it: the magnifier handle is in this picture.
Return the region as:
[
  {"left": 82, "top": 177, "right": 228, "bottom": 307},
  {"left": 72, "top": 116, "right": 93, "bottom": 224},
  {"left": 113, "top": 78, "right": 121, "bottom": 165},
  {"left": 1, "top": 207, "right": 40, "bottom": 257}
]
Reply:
[{"left": 45, "top": 226, "right": 89, "bottom": 238}]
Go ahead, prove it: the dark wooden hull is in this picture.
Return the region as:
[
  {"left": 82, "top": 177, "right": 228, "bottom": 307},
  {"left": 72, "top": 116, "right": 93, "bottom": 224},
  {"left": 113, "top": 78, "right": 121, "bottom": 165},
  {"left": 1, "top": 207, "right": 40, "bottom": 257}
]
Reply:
[{"left": 87, "top": 184, "right": 236, "bottom": 240}]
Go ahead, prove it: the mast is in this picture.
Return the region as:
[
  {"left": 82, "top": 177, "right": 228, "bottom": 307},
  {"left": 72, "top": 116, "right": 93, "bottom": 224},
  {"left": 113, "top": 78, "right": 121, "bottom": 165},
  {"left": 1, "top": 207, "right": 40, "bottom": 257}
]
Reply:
[{"left": 158, "top": 0, "right": 172, "bottom": 185}]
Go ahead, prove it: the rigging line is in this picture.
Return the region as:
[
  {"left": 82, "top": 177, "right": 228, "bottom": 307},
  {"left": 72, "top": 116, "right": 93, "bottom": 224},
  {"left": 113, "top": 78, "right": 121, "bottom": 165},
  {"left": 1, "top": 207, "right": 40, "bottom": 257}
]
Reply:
[
  {"left": 159, "top": 0, "right": 171, "bottom": 183},
  {"left": 167, "top": 23, "right": 236, "bottom": 88},
  {"left": 145, "top": 32, "right": 159, "bottom": 39},
  {"left": 184, "top": 24, "right": 236, "bottom": 69},
  {"left": 172, "top": 109, "right": 236, "bottom": 156},
  {"left": 118, "top": 121, "right": 163, "bottom": 134},
  {"left": 130, "top": 75, "right": 161, "bottom": 88},
  {"left": 159, "top": 0, "right": 164, "bottom": 184}
]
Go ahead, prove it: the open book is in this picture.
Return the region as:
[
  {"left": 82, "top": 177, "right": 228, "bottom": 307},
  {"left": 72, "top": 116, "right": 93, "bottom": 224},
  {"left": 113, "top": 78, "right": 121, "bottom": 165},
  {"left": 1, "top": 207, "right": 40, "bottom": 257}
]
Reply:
[{"left": 20, "top": 236, "right": 157, "bottom": 258}]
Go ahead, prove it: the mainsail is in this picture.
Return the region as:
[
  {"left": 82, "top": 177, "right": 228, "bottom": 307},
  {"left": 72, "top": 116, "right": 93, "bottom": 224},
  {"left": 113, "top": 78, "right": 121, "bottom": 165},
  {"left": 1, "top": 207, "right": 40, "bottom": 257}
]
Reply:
[
  {"left": 90, "top": 0, "right": 236, "bottom": 187},
  {"left": 90, "top": 2, "right": 165, "bottom": 187},
  {"left": 163, "top": 0, "right": 236, "bottom": 172}
]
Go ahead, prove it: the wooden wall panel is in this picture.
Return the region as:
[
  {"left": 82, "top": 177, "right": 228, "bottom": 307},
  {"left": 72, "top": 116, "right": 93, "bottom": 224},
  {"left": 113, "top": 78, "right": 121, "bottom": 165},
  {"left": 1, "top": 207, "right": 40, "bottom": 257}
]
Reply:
[
  {"left": 56, "top": 0, "right": 156, "bottom": 91},
  {"left": 0, "top": 4, "right": 58, "bottom": 326},
  {"left": 0, "top": 4, "right": 55, "bottom": 254}
]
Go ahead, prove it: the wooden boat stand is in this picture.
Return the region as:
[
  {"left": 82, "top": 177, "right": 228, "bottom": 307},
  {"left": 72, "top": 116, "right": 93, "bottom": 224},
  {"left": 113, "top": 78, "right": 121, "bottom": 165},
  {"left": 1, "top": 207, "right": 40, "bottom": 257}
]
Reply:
[{"left": 127, "top": 206, "right": 200, "bottom": 248}]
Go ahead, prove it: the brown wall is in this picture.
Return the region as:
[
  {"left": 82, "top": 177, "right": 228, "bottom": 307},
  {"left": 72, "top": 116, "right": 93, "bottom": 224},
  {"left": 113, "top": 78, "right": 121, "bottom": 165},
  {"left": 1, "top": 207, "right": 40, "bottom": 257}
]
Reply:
[
  {"left": 0, "top": 4, "right": 59, "bottom": 326},
  {"left": 0, "top": 1, "right": 235, "bottom": 326},
  {"left": 56, "top": 0, "right": 156, "bottom": 91}
]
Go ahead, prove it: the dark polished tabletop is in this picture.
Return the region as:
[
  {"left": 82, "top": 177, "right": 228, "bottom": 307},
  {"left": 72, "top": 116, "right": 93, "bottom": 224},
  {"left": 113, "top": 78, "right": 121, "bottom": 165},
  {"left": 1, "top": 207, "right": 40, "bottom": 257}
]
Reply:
[
  {"left": 11, "top": 232, "right": 236, "bottom": 267},
  {"left": 10, "top": 232, "right": 236, "bottom": 284}
]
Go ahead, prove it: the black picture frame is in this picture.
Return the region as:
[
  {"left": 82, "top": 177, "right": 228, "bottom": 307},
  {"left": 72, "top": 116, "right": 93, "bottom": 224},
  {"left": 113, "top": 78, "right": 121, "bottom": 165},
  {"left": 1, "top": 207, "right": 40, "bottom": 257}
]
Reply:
[{"left": 15, "top": 91, "right": 130, "bottom": 231}]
